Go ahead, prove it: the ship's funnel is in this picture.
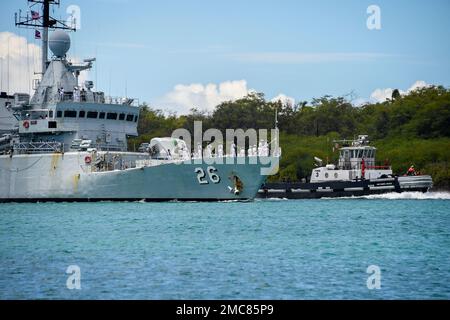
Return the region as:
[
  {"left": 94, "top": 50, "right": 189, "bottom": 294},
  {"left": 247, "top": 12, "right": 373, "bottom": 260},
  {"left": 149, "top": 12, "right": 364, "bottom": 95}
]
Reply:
[{"left": 49, "top": 30, "right": 71, "bottom": 58}]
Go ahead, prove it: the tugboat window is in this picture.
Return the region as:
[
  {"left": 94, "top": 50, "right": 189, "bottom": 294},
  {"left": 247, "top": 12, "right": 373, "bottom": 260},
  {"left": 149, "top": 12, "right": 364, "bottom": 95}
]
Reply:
[
  {"left": 49, "top": 110, "right": 53, "bottom": 118},
  {"left": 99, "top": 112, "right": 106, "bottom": 119},
  {"left": 119, "top": 113, "right": 125, "bottom": 121},
  {"left": 64, "top": 110, "right": 77, "bottom": 118},
  {"left": 126, "top": 114, "right": 134, "bottom": 121},
  {"left": 107, "top": 112, "right": 117, "bottom": 120},
  {"left": 79, "top": 110, "right": 86, "bottom": 118},
  {"left": 87, "top": 111, "right": 98, "bottom": 119},
  {"left": 134, "top": 115, "right": 138, "bottom": 122},
  {"left": 56, "top": 111, "right": 62, "bottom": 118}
]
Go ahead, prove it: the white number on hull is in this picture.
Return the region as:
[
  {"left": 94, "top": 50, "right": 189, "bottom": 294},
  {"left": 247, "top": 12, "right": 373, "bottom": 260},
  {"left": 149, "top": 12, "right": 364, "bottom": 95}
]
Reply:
[
  {"left": 195, "top": 167, "right": 220, "bottom": 184},
  {"left": 207, "top": 166, "right": 221, "bottom": 183},
  {"left": 195, "top": 167, "right": 209, "bottom": 184}
]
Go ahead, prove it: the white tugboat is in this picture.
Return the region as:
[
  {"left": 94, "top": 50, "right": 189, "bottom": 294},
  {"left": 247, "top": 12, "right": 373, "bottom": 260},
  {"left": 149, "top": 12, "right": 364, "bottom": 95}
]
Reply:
[
  {"left": 0, "top": 0, "right": 279, "bottom": 202},
  {"left": 258, "top": 135, "right": 433, "bottom": 199}
]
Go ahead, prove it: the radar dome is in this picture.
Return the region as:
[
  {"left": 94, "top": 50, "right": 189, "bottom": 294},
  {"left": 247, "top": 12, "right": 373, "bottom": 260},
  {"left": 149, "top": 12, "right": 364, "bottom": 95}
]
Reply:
[{"left": 49, "top": 31, "right": 71, "bottom": 57}]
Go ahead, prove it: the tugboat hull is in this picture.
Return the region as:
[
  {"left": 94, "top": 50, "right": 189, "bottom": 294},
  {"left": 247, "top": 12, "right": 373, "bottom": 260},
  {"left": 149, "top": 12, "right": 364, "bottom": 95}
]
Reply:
[{"left": 257, "top": 175, "right": 433, "bottom": 199}]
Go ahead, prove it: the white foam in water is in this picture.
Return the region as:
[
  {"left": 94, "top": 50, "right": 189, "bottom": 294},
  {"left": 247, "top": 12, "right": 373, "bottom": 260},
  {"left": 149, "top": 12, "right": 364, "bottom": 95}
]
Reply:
[
  {"left": 255, "top": 197, "right": 289, "bottom": 202},
  {"left": 337, "top": 192, "right": 450, "bottom": 200}
]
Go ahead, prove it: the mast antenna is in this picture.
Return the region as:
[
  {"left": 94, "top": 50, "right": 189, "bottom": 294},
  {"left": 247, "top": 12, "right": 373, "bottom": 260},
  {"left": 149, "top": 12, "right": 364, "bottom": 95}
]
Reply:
[
  {"left": 15, "top": 0, "right": 76, "bottom": 75},
  {"left": 274, "top": 106, "right": 278, "bottom": 130}
]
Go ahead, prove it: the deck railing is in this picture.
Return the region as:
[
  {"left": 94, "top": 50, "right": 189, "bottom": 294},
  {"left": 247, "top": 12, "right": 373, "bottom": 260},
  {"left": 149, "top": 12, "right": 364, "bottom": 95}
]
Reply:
[
  {"left": 13, "top": 141, "right": 64, "bottom": 154},
  {"left": 59, "top": 93, "right": 139, "bottom": 107}
]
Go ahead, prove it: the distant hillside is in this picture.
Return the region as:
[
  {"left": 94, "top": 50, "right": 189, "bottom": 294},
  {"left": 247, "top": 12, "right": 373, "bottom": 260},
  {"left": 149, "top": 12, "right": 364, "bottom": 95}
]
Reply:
[{"left": 129, "top": 86, "right": 450, "bottom": 188}]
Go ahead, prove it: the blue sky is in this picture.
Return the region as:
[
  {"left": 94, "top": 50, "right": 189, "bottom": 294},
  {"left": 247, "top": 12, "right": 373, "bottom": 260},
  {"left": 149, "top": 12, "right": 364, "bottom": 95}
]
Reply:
[{"left": 1, "top": 0, "right": 449, "bottom": 113}]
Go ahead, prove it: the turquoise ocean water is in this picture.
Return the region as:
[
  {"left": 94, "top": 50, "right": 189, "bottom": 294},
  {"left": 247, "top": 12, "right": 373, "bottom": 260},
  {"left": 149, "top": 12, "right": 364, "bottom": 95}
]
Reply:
[{"left": 1, "top": 192, "right": 449, "bottom": 299}]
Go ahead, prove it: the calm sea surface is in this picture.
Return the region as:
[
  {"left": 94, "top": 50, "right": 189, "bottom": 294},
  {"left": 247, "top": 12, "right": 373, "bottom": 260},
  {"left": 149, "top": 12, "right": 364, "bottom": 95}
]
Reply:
[{"left": 1, "top": 192, "right": 449, "bottom": 299}]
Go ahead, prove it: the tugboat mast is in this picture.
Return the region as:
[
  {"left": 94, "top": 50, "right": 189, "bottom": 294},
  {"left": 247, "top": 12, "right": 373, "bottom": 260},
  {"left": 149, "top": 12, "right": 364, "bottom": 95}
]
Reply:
[{"left": 15, "top": 0, "right": 76, "bottom": 75}]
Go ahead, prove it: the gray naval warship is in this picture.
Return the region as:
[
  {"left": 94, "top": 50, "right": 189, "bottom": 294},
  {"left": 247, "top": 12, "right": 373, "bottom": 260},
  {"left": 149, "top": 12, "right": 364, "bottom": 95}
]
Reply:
[{"left": 0, "top": 1, "right": 279, "bottom": 202}]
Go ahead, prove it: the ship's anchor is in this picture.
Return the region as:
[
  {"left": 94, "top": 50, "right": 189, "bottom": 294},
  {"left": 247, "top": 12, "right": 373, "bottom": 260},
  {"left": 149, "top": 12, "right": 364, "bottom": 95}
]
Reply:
[{"left": 228, "top": 174, "right": 244, "bottom": 195}]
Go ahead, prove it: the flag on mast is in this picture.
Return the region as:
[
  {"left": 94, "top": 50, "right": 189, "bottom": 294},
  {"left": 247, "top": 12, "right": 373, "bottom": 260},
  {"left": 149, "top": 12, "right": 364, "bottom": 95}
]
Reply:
[
  {"left": 31, "top": 10, "right": 40, "bottom": 20},
  {"left": 35, "top": 30, "right": 41, "bottom": 39}
]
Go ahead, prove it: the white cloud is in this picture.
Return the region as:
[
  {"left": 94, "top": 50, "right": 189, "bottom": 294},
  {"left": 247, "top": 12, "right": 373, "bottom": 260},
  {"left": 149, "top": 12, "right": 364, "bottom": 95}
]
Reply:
[
  {"left": 157, "top": 80, "right": 250, "bottom": 114},
  {"left": 157, "top": 80, "right": 300, "bottom": 114},
  {"left": 408, "top": 80, "right": 429, "bottom": 92},
  {"left": 0, "top": 32, "right": 92, "bottom": 96},
  {"left": 271, "top": 94, "right": 295, "bottom": 106},
  {"left": 369, "top": 80, "right": 430, "bottom": 103},
  {"left": 0, "top": 32, "right": 41, "bottom": 95},
  {"left": 370, "top": 88, "right": 395, "bottom": 103}
]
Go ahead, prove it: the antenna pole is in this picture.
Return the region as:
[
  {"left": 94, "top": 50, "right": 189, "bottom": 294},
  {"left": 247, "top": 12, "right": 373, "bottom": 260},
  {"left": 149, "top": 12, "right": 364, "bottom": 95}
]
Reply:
[
  {"left": 42, "top": 0, "right": 50, "bottom": 74},
  {"left": 275, "top": 106, "right": 278, "bottom": 130}
]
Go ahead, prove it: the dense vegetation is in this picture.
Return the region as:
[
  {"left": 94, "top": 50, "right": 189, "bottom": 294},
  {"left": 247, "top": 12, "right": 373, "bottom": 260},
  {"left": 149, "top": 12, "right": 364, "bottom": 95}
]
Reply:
[{"left": 129, "top": 86, "right": 450, "bottom": 188}]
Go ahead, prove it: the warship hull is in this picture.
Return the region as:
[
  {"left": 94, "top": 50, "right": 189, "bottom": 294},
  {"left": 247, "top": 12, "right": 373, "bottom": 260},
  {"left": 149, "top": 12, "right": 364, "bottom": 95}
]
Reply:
[{"left": 0, "top": 153, "right": 276, "bottom": 202}]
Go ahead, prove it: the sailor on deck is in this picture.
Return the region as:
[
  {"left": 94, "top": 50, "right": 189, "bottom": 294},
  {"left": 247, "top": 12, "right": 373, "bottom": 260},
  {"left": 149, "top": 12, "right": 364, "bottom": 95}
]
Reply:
[
  {"left": 58, "top": 87, "right": 64, "bottom": 100},
  {"left": 73, "top": 87, "right": 80, "bottom": 102},
  {"left": 407, "top": 165, "right": 416, "bottom": 176}
]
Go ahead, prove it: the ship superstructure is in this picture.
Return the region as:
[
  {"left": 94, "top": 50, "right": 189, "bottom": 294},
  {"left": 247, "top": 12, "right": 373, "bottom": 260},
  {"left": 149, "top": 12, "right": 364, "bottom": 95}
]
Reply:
[{"left": 310, "top": 135, "right": 392, "bottom": 182}]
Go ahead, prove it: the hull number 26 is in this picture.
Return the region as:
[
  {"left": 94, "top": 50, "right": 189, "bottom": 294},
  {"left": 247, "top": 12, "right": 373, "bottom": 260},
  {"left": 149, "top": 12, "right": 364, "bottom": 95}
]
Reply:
[{"left": 195, "top": 166, "right": 220, "bottom": 184}]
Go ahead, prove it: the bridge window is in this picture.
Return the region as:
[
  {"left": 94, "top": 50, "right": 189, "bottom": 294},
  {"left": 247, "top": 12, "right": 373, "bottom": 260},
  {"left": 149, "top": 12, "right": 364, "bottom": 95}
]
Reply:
[
  {"left": 107, "top": 112, "right": 117, "bottom": 120},
  {"left": 99, "top": 112, "right": 106, "bottom": 119},
  {"left": 64, "top": 110, "right": 77, "bottom": 118},
  {"left": 49, "top": 110, "right": 54, "bottom": 118},
  {"left": 126, "top": 114, "right": 134, "bottom": 121},
  {"left": 134, "top": 115, "right": 138, "bottom": 122},
  {"left": 48, "top": 121, "right": 57, "bottom": 129},
  {"left": 87, "top": 111, "right": 98, "bottom": 119},
  {"left": 119, "top": 113, "right": 125, "bottom": 121},
  {"left": 79, "top": 110, "right": 86, "bottom": 118},
  {"left": 56, "top": 111, "right": 62, "bottom": 118}
]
